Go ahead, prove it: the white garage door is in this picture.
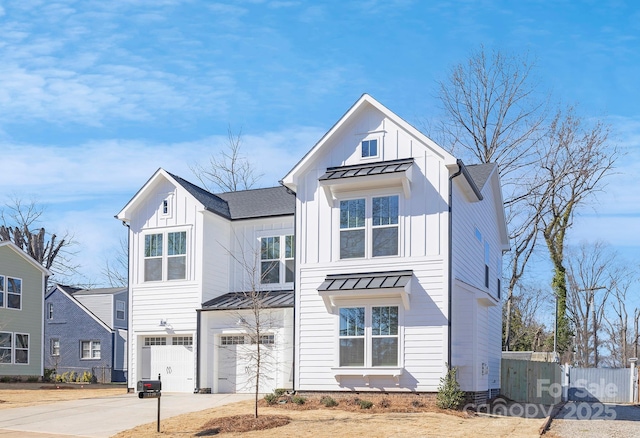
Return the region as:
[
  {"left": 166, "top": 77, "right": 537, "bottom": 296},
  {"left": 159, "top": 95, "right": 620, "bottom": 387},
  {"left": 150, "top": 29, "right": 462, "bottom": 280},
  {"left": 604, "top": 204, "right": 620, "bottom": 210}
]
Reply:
[
  {"left": 217, "top": 335, "right": 275, "bottom": 394},
  {"left": 141, "top": 336, "right": 194, "bottom": 393}
]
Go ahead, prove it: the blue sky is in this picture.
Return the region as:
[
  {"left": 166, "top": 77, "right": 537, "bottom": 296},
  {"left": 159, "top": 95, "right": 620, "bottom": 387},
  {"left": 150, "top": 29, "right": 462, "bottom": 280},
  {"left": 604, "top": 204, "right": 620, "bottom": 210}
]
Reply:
[{"left": 0, "top": 0, "right": 638, "bottom": 287}]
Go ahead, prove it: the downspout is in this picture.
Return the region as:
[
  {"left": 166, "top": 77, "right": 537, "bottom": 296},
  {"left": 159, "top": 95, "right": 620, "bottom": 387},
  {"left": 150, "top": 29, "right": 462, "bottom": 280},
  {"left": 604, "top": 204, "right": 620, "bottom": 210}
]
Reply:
[
  {"left": 447, "top": 159, "right": 464, "bottom": 369},
  {"left": 121, "top": 220, "right": 132, "bottom": 391},
  {"left": 195, "top": 308, "right": 202, "bottom": 393}
]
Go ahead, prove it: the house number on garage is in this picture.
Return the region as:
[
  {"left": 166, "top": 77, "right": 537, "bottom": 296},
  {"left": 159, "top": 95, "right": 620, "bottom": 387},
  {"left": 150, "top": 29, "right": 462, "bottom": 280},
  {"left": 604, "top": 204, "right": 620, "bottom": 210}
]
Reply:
[{"left": 166, "top": 366, "right": 172, "bottom": 374}]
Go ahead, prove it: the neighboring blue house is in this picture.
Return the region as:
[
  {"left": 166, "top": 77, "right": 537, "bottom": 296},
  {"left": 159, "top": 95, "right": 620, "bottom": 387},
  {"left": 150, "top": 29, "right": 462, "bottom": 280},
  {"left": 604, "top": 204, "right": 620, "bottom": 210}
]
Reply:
[{"left": 44, "top": 284, "right": 128, "bottom": 382}]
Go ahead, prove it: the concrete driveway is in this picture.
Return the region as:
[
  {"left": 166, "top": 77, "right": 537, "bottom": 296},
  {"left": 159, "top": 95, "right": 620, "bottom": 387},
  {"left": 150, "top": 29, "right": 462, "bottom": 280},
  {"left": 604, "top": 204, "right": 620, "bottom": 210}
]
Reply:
[{"left": 0, "top": 392, "right": 253, "bottom": 438}]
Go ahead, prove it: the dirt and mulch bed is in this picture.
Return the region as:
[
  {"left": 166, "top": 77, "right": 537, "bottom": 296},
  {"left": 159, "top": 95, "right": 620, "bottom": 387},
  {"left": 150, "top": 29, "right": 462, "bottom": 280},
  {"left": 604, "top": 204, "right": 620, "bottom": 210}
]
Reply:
[
  {"left": 0, "top": 381, "right": 128, "bottom": 409},
  {"left": 113, "top": 394, "right": 545, "bottom": 438}
]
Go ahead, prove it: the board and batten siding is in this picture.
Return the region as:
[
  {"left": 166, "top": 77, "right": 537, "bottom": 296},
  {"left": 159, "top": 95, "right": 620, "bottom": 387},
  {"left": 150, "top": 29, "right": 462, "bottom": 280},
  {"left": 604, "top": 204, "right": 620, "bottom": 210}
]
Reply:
[
  {"left": 296, "top": 260, "right": 448, "bottom": 392},
  {"left": 126, "top": 176, "right": 206, "bottom": 390},
  {"left": 0, "top": 245, "right": 46, "bottom": 377},
  {"left": 450, "top": 173, "right": 503, "bottom": 393}
]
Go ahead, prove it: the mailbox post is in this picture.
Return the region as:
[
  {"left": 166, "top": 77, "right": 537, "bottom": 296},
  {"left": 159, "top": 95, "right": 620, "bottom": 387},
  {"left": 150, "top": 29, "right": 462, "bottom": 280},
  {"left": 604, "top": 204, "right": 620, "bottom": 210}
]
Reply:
[{"left": 137, "top": 374, "right": 162, "bottom": 432}]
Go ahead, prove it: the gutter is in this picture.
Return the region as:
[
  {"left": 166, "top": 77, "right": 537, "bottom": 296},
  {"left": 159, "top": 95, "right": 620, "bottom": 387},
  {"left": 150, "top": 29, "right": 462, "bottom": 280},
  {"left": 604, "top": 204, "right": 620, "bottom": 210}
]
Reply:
[{"left": 447, "top": 159, "right": 464, "bottom": 369}]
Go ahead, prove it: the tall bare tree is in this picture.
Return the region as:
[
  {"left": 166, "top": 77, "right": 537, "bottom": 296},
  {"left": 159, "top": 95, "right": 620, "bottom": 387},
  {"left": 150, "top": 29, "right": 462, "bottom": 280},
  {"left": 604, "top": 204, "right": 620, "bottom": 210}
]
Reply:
[
  {"left": 434, "top": 46, "right": 547, "bottom": 350},
  {"left": 101, "top": 236, "right": 128, "bottom": 287},
  {"left": 566, "top": 242, "right": 612, "bottom": 366},
  {"left": 601, "top": 262, "right": 639, "bottom": 367},
  {"left": 191, "top": 126, "right": 263, "bottom": 193},
  {"left": 502, "top": 283, "right": 551, "bottom": 352},
  {"left": 538, "top": 108, "right": 617, "bottom": 355},
  {"left": 0, "top": 198, "right": 77, "bottom": 283}
]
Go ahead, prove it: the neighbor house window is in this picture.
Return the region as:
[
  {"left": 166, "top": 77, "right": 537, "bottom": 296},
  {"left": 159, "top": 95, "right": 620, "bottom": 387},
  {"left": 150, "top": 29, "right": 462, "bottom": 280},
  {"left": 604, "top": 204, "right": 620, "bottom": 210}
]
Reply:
[
  {"left": 116, "top": 300, "right": 126, "bottom": 320},
  {"left": 0, "top": 276, "right": 4, "bottom": 307},
  {"left": 361, "top": 139, "right": 378, "bottom": 158},
  {"left": 81, "top": 340, "right": 100, "bottom": 359},
  {"left": 260, "top": 235, "right": 295, "bottom": 284},
  {"left": 48, "top": 303, "right": 54, "bottom": 320},
  {"left": 484, "top": 242, "right": 490, "bottom": 288},
  {"left": 144, "top": 231, "right": 187, "bottom": 282},
  {"left": 340, "top": 196, "right": 399, "bottom": 259},
  {"left": 339, "top": 306, "right": 399, "bottom": 367},
  {"left": 51, "top": 338, "right": 60, "bottom": 356},
  {"left": 7, "top": 277, "right": 22, "bottom": 309},
  {"left": 0, "top": 332, "right": 11, "bottom": 363},
  {"left": 14, "top": 334, "right": 29, "bottom": 364}
]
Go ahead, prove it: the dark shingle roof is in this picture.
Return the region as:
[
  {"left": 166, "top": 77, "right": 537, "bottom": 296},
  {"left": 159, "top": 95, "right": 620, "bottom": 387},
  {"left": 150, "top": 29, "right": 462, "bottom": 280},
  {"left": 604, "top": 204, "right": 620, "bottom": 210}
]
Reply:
[
  {"left": 201, "top": 290, "right": 294, "bottom": 310},
  {"left": 215, "top": 186, "right": 295, "bottom": 219},
  {"left": 167, "top": 172, "right": 231, "bottom": 218},
  {"left": 318, "top": 270, "right": 413, "bottom": 291},
  {"left": 319, "top": 158, "right": 414, "bottom": 181},
  {"left": 167, "top": 172, "right": 294, "bottom": 220},
  {"left": 465, "top": 163, "right": 496, "bottom": 192}
]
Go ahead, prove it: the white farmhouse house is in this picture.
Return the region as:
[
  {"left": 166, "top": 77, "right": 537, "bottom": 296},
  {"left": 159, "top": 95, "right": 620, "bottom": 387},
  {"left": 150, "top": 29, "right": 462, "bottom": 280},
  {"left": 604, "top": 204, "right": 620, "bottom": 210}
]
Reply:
[
  {"left": 281, "top": 94, "right": 509, "bottom": 401},
  {"left": 117, "top": 172, "right": 295, "bottom": 393},
  {"left": 117, "top": 94, "right": 508, "bottom": 402}
]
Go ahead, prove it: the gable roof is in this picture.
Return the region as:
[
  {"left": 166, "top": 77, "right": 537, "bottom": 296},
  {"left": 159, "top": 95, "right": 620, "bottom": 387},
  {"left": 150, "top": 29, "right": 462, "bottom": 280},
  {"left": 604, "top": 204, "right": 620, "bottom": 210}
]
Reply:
[
  {"left": 201, "top": 290, "right": 294, "bottom": 311},
  {"left": 281, "top": 93, "right": 457, "bottom": 191},
  {"left": 46, "top": 284, "right": 113, "bottom": 331},
  {"left": 69, "top": 287, "right": 127, "bottom": 296},
  {"left": 215, "top": 186, "right": 295, "bottom": 219},
  {"left": 0, "top": 241, "right": 51, "bottom": 276},
  {"left": 465, "top": 163, "right": 497, "bottom": 193},
  {"left": 117, "top": 168, "right": 294, "bottom": 222}
]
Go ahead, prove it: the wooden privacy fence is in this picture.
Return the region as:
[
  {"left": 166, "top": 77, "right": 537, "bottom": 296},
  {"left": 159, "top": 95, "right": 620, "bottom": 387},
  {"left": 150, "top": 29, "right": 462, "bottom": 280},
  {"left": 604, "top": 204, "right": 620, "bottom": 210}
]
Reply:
[{"left": 501, "top": 359, "right": 562, "bottom": 405}]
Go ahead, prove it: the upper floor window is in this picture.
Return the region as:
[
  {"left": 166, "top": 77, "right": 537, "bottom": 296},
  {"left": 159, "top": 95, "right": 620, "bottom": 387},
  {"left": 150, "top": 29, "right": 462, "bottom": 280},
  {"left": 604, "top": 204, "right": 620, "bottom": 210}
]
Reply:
[
  {"left": 340, "top": 195, "right": 399, "bottom": 259},
  {"left": 116, "top": 300, "right": 126, "bottom": 320},
  {"left": 48, "top": 303, "right": 54, "bottom": 320},
  {"left": 0, "top": 277, "right": 23, "bottom": 310},
  {"left": 361, "top": 139, "right": 378, "bottom": 158},
  {"left": 260, "top": 235, "right": 294, "bottom": 284},
  {"left": 144, "top": 231, "right": 187, "bottom": 282}
]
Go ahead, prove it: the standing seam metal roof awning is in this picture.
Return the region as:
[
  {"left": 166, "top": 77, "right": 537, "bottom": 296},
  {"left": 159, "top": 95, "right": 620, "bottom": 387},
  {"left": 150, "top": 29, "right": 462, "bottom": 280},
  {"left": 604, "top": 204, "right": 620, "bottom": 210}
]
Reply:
[
  {"left": 318, "top": 158, "right": 414, "bottom": 201},
  {"left": 201, "top": 290, "right": 294, "bottom": 310},
  {"left": 317, "top": 270, "right": 413, "bottom": 313}
]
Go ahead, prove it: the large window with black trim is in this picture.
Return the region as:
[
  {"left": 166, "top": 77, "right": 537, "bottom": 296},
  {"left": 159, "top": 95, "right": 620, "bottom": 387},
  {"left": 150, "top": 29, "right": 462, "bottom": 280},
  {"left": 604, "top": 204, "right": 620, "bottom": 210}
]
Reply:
[
  {"left": 339, "top": 195, "right": 399, "bottom": 259},
  {"left": 260, "top": 235, "right": 294, "bottom": 284},
  {"left": 338, "top": 306, "right": 399, "bottom": 367},
  {"left": 143, "top": 230, "right": 187, "bottom": 282}
]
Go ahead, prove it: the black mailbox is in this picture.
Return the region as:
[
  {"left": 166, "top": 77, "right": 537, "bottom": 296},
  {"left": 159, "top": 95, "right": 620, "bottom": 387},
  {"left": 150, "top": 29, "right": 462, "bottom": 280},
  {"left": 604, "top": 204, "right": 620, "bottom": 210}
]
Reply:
[{"left": 137, "top": 380, "right": 162, "bottom": 393}]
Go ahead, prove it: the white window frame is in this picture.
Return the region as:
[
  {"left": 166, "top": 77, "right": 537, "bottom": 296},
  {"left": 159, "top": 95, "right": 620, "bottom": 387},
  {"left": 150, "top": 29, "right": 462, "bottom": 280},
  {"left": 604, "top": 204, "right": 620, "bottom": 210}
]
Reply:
[
  {"left": 335, "top": 300, "right": 403, "bottom": 369},
  {"left": 172, "top": 336, "right": 193, "bottom": 346},
  {"left": 360, "top": 134, "right": 382, "bottom": 160},
  {"left": 51, "top": 338, "right": 60, "bottom": 356},
  {"left": 160, "top": 194, "right": 174, "bottom": 218},
  {"left": 0, "top": 331, "right": 12, "bottom": 364},
  {"left": 116, "top": 300, "right": 126, "bottom": 320},
  {"left": 14, "top": 333, "right": 29, "bottom": 365},
  {"left": 0, "top": 275, "right": 4, "bottom": 308},
  {"left": 80, "top": 340, "right": 101, "bottom": 360},
  {"left": 48, "top": 302, "right": 54, "bottom": 320},
  {"left": 220, "top": 335, "right": 245, "bottom": 345},
  {"left": 258, "top": 234, "right": 295, "bottom": 286},
  {"left": 6, "top": 276, "right": 22, "bottom": 310},
  {"left": 336, "top": 192, "right": 401, "bottom": 260},
  {"left": 142, "top": 228, "right": 189, "bottom": 283}
]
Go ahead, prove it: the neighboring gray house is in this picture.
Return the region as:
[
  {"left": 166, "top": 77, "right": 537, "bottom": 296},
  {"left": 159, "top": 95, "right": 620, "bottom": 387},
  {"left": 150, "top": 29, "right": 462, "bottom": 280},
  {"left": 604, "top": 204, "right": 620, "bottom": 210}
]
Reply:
[
  {"left": 44, "top": 284, "right": 128, "bottom": 382},
  {"left": 0, "top": 241, "right": 51, "bottom": 379}
]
